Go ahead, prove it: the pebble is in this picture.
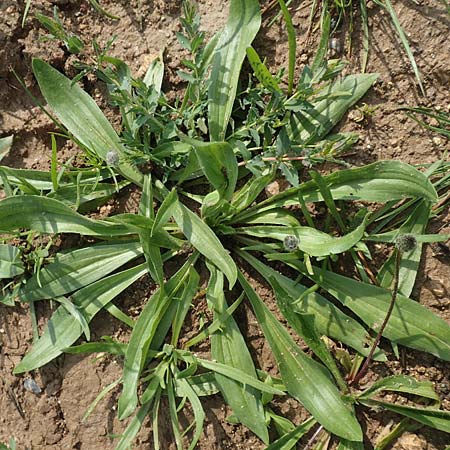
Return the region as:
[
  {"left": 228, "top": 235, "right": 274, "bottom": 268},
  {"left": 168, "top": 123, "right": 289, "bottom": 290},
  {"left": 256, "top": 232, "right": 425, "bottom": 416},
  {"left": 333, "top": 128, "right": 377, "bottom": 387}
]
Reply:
[{"left": 24, "top": 378, "right": 42, "bottom": 395}]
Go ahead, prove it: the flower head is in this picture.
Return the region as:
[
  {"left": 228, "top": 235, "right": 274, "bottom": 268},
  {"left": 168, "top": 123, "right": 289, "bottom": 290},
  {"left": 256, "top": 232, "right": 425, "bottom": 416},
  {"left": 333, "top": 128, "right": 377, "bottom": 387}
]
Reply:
[
  {"left": 105, "top": 150, "right": 120, "bottom": 167},
  {"left": 395, "top": 234, "right": 417, "bottom": 253},
  {"left": 283, "top": 235, "right": 299, "bottom": 252}
]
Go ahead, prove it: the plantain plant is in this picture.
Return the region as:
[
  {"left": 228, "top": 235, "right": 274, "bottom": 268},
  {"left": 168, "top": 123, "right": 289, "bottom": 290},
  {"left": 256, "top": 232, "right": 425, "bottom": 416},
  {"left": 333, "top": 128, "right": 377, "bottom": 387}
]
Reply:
[{"left": 1, "top": 1, "right": 450, "bottom": 449}]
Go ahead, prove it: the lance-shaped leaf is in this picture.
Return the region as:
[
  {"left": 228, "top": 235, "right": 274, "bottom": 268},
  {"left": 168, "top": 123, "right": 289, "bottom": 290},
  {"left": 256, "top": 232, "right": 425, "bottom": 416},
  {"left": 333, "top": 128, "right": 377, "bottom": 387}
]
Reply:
[
  {"left": 118, "top": 256, "right": 196, "bottom": 419},
  {"left": 235, "top": 161, "right": 437, "bottom": 221},
  {"left": 237, "top": 213, "right": 368, "bottom": 256},
  {"left": 282, "top": 259, "right": 450, "bottom": 361},
  {"left": 238, "top": 250, "right": 385, "bottom": 361},
  {"left": 358, "top": 399, "right": 450, "bottom": 433},
  {"left": 358, "top": 375, "right": 439, "bottom": 402},
  {"left": 238, "top": 271, "right": 363, "bottom": 441},
  {"left": 208, "top": 0, "right": 261, "bottom": 140},
  {"left": 172, "top": 199, "right": 237, "bottom": 287},
  {"left": 265, "top": 418, "right": 316, "bottom": 450},
  {"left": 18, "top": 241, "right": 142, "bottom": 301},
  {"left": 208, "top": 265, "right": 268, "bottom": 443},
  {"left": 14, "top": 264, "right": 147, "bottom": 373},
  {"left": 32, "top": 59, "right": 143, "bottom": 186},
  {"left": 186, "top": 138, "right": 237, "bottom": 200},
  {"left": 0, "top": 195, "right": 133, "bottom": 236},
  {"left": 377, "top": 200, "right": 431, "bottom": 297}
]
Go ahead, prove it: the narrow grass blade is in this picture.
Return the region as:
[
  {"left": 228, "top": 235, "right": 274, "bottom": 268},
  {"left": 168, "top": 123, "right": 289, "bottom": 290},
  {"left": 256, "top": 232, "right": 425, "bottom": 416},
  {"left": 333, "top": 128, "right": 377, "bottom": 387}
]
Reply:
[
  {"left": 208, "top": 0, "right": 261, "bottom": 140},
  {"left": 373, "top": 0, "right": 424, "bottom": 95},
  {"left": 277, "top": 0, "right": 296, "bottom": 94},
  {"left": 0, "top": 245, "right": 24, "bottom": 279},
  {"left": 230, "top": 169, "right": 275, "bottom": 214},
  {"left": 359, "top": 399, "right": 450, "bottom": 433},
  {"left": 171, "top": 268, "right": 200, "bottom": 346},
  {"left": 82, "top": 378, "right": 121, "bottom": 422},
  {"left": 208, "top": 265, "right": 269, "bottom": 443},
  {"left": 115, "top": 400, "right": 153, "bottom": 450},
  {"left": 32, "top": 59, "right": 143, "bottom": 185},
  {"left": 174, "top": 375, "right": 205, "bottom": 450},
  {"left": 14, "top": 264, "right": 147, "bottom": 373},
  {"left": 284, "top": 260, "right": 450, "bottom": 360},
  {"left": 118, "top": 256, "right": 196, "bottom": 419},
  {"left": 238, "top": 271, "right": 363, "bottom": 441},
  {"left": 360, "top": 0, "right": 370, "bottom": 72},
  {"left": 173, "top": 200, "right": 237, "bottom": 287},
  {"left": 18, "top": 241, "right": 142, "bottom": 301},
  {"left": 311, "top": 9, "right": 331, "bottom": 75},
  {"left": 54, "top": 295, "right": 91, "bottom": 341}
]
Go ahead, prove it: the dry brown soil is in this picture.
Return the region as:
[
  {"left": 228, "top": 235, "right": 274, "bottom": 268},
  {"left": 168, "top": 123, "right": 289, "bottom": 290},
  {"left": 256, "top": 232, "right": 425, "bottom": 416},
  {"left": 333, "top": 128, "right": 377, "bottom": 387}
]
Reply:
[{"left": 0, "top": 1, "right": 449, "bottom": 449}]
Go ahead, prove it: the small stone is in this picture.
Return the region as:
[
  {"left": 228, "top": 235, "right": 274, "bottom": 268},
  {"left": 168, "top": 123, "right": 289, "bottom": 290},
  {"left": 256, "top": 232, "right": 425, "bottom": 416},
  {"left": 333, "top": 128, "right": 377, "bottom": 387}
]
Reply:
[{"left": 23, "top": 378, "right": 42, "bottom": 395}]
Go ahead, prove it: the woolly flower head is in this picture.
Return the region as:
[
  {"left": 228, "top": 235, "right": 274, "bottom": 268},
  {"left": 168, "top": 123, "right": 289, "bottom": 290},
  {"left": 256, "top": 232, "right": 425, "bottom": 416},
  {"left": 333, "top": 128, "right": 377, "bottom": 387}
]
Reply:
[
  {"left": 283, "top": 235, "right": 299, "bottom": 252},
  {"left": 105, "top": 150, "right": 120, "bottom": 167},
  {"left": 395, "top": 234, "right": 417, "bottom": 253}
]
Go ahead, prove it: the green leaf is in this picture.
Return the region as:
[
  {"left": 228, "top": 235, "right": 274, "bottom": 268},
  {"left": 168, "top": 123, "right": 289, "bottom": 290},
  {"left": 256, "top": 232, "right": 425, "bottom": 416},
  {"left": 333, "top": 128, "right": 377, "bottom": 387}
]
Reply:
[
  {"left": 188, "top": 139, "right": 238, "bottom": 200},
  {"left": 0, "top": 135, "right": 13, "bottom": 162},
  {"left": 32, "top": 59, "right": 143, "bottom": 185},
  {"left": 196, "top": 358, "right": 284, "bottom": 396},
  {"left": 0, "top": 244, "right": 24, "bottom": 279},
  {"left": 208, "top": 0, "right": 261, "bottom": 140},
  {"left": 271, "top": 278, "right": 348, "bottom": 391},
  {"left": 265, "top": 418, "right": 316, "bottom": 450},
  {"left": 287, "top": 73, "right": 378, "bottom": 144},
  {"left": 230, "top": 168, "right": 275, "bottom": 214},
  {"left": 0, "top": 195, "right": 133, "bottom": 236},
  {"left": 358, "top": 375, "right": 439, "bottom": 401},
  {"left": 118, "top": 256, "right": 196, "bottom": 419},
  {"left": 208, "top": 265, "right": 269, "bottom": 443},
  {"left": 377, "top": 200, "right": 431, "bottom": 297},
  {"left": 239, "top": 213, "right": 368, "bottom": 256},
  {"left": 172, "top": 199, "right": 237, "bottom": 288},
  {"left": 238, "top": 161, "right": 438, "bottom": 220},
  {"left": 143, "top": 52, "right": 164, "bottom": 93},
  {"left": 238, "top": 271, "right": 363, "bottom": 441},
  {"left": 284, "top": 260, "right": 450, "bottom": 361},
  {"left": 14, "top": 264, "right": 147, "bottom": 373},
  {"left": 277, "top": 0, "right": 296, "bottom": 95},
  {"left": 18, "top": 241, "right": 142, "bottom": 301},
  {"left": 359, "top": 399, "right": 450, "bottom": 433},
  {"left": 337, "top": 440, "right": 364, "bottom": 450},
  {"left": 246, "top": 46, "right": 281, "bottom": 92},
  {"left": 238, "top": 250, "right": 385, "bottom": 361},
  {"left": 115, "top": 400, "right": 153, "bottom": 450}
]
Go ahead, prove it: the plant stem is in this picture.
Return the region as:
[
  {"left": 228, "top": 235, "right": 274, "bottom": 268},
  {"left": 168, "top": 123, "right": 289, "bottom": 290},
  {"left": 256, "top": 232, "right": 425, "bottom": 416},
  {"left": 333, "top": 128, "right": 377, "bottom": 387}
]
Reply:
[
  {"left": 349, "top": 249, "right": 401, "bottom": 386},
  {"left": 303, "top": 424, "right": 324, "bottom": 450}
]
